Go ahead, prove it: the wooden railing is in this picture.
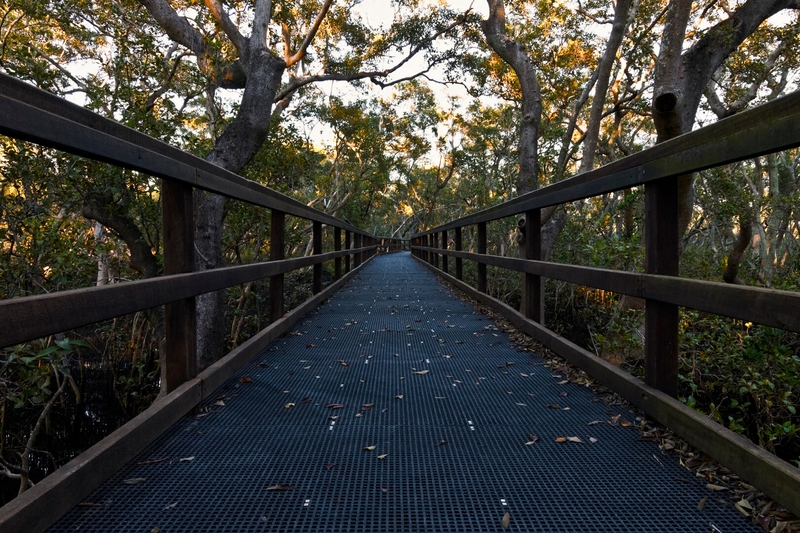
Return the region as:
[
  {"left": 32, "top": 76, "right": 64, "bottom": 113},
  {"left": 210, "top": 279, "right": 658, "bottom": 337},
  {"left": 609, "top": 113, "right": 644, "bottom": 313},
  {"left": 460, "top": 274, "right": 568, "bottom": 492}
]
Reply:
[
  {"left": 0, "top": 72, "right": 403, "bottom": 388},
  {"left": 0, "top": 73, "right": 406, "bottom": 531},
  {"left": 410, "top": 89, "right": 800, "bottom": 514}
]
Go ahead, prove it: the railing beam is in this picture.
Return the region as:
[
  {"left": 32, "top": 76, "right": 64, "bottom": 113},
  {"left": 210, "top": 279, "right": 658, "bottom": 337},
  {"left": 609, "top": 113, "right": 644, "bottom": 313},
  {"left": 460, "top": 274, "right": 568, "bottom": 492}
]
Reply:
[
  {"left": 334, "top": 227, "right": 342, "bottom": 280},
  {"left": 522, "top": 209, "right": 542, "bottom": 324},
  {"left": 644, "top": 178, "right": 679, "bottom": 398},
  {"left": 313, "top": 221, "right": 323, "bottom": 294},
  {"left": 455, "top": 226, "right": 463, "bottom": 280},
  {"left": 477, "top": 222, "right": 487, "bottom": 293},
  {"left": 269, "top": 210, "right": 285, "bottom": 323},
  {"left": 161, "top": 179, "right": 196, "bottom": 392}
]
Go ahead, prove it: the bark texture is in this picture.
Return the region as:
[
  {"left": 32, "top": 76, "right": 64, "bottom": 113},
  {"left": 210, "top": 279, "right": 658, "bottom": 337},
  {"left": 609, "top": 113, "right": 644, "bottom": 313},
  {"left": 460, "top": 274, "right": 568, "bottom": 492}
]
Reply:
[{"left": 482, "top": 0, "right": 541, "bottom": 195}]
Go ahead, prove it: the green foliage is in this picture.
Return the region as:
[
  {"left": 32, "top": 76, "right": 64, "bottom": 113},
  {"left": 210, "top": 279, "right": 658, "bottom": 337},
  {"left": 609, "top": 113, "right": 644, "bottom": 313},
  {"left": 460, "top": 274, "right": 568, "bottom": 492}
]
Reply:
[{"left": 679, "top": 312, "right": 800, "bottom": 462}]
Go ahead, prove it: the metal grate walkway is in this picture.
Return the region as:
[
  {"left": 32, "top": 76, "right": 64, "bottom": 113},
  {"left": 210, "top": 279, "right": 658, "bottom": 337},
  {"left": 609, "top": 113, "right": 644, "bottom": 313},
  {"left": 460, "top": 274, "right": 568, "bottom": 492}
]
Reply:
[{"left": 48, "top": 253, "right": 757, "bottom": 532}]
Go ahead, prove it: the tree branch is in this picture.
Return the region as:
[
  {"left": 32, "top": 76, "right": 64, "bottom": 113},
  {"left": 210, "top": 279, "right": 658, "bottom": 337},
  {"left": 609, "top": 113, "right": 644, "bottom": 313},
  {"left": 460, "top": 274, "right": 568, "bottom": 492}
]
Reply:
[
  {"left": 204, "top": 0, "right": 247, "bottom": 53},
  {"left": 138, "top": 0, "right": 206, "bottom": 63},
  {"left": 285, "top": 0, "right": 334, "bottom": 67}
]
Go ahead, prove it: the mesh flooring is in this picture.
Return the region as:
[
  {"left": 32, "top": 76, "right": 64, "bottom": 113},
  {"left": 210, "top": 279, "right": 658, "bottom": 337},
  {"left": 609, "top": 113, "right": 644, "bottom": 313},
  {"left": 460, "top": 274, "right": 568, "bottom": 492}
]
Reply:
[{"left": 48, "top": 253, "right": 758, "bottom": 532}]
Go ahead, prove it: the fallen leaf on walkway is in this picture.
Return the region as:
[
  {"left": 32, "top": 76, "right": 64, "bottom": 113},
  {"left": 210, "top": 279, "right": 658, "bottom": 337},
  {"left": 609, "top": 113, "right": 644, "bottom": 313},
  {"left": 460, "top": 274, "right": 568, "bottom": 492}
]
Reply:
[
  {"left": 179, "top": 456, "right": 195, "bottom": 462},
  {"left": 395, "top": 395, "right": 403, "bottom": 399},
  {"left": 305, "top": 344, "right": 315, "bottom": 349},
  {"left": 705, "top": 484, "right": 727, "bottom": 491},
  {"left": 326, "top": 403, "right": 345, "bottom": 409},
  {"left": 328, "top": 415, "right": 339, "bottom": 420},
  {"left": 502, "top": 512, "right": 510, "bottom": 528},
  {"left": 285, "top": 403, "right": 295, "bottom": 408},
  {"left": 497, "top": 362, "right": 514, "bottom": 368},
  {"left": 239, "top": 377, "right": 253, "bottom": 383},
  {"left": 337, "top": 360, "right": 349, "bottom": 366},
  {"left": 608, "top": 414, "right": 621, "bottom": 425},
  {"left": 381, "top": 488, "right": 388, "bottom": 493},
  {"left": 382, "top": 407, "right": 389, "bottom": 413},
  {"left": 589, "top": 437, "right": 598, "bottom": 444},
  {"left": 362, "top": 403, "right": 375, "bottom": 411},
  {"left": 524, "top": 437, "right": 539, "bottom": 446},
  {"left": 377, "top": 453, "right": 389, "bottom": 460},
  {"left": 545, "top": 404, "right": 560, "bottom": 409},
  {"left": 567, "top": 436, "right": 583, "bottom": 443},
  {"left": 303, "top": 366, "right": 311, "bottom": 370},
  {"left": 324, "top": 463, "right": 338, "bottom": 471},
  {"left": 559, "top": 391, "right": 569, "bottom": 397},
  {"left": 215, "top": 399, "right": 225, "bottom": 406},
  {"left": 588, "top": 420, "right": 602, "bottom": 426},
  {"left": 436, "top": 439, "right": 447, "bottom": 446},
  {"left": 557, "top": 380, "right": 569, "bottom": 385},
  {"left": 267, "top": 484, "right": 296, "bottom": 491},
  {"left": 697, "top": 497, "right": 707, "bottom": 510},
  {"left": 364, "top": 445, "right": 377, "bottom": 451},
  {"left": 412, "top": 370, "right": 430, "bottom": 375},
  {"left": 122, "top": 478, "right": 147, "bottom": 485},
  {"left": 516, "top": 403, "right": 526, "bottom": 407},
  {"left": 163, "top": 502, "right": 178, "bottom": 510}
]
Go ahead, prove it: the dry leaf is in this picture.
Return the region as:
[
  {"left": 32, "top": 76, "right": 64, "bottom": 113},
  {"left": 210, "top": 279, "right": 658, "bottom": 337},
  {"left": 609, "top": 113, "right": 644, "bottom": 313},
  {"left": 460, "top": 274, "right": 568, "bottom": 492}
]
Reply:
[
  {"left": 355, "top": 413, "right": 363, "bottom": 418},
  {"left": 324, "top": 463, "right": 338, "bottom": 471},
  {"left": 303, "top": 366, "right": 311, "bottom": 370},
  {"left": 285, "top": 403, "right": 295, "bottom": 408},
  {"left": 122, "top": 478, "right": 147, "bottom": 485},
  {"left": 555, "top": 437, "right": 567, "bottom": 443},
  {"left": 267, "top": 484, "right": 296, "bottom": 491},
  {"left": 362, "top": 403, "right": 375, "bottom": 411},
  {"left": 380, "top": 488, "right": 388, "bottom": 493},
  {"left": 364, "top": 445, "right": 377, "bottom": 451},
  {"left": 436, "top": 439, "right": 447, "bottom": 447},
  {"left": 377, "top": 454, "right": 389, "bottom": 460},
  {"left": 326, "top": 403, "right": 345, "bottom": 409},
  {"left": 588, "top": 420, "right": 603, "bottom": 426},
  {"left": 412, "top": 370, "right": 430, "bottom": 375},
  {"left": 395, "top": 395, "right": 404, "bottom": 400},
  {"left": 179, "top": 456, "right": 195, "bottom": 462},
  {"left": 163, "top": 502, "right": 178, "bottom": 510},
  {"left": 589, "top": 437, "right": 598, "bottom": 444},
  {"left": 305, "top": 344, "right": 315, "bottom": 348},
  {"left": 239, "top": 377, "right": 253, "bottom": 383},
  {"left": 515, "top": 403, "right": 527, "bottom": 407},
  {"left": 337, "top": 360, "right": 349, "bottom": 366},
  {"left": 546, "top": 404, "right": 560, "bottom": 409},
  {"left": 502, "top": 511, "right": 510, "bottom": 529},
  {"left": 567, "top": 436, "right": 583, "bottom": 443},
  {"left": 382, "top": 407, "right": 389, "bottom": 413},
  {"left": 705, "top": 484, "right": 727, "bottom": 491},
  {"left": 214, "top": 400, "right": 225, "bottom": 406},
  {"left": 557, "top": 380, "right": 569, "bottom": 385},
  {"left": 698, "top": 497, "right": 707, "bottom": 510}
]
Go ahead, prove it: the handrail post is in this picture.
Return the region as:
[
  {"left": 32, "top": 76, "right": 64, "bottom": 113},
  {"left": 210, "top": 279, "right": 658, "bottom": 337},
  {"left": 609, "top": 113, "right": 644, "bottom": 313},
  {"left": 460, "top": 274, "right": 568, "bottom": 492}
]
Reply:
[
  {"left": 455, "top": 226, "right": 463, "bottom": 280},
  {"left": 354, "top": 234, "right": 362, "bottom": 267},
  {"left": 313, "top": 221, "right": 322, "bottom": 294},
  {"left": 645, "top": 178, "right": 679, "bottom": 397},
  {"left": 334, "top": 227, "right": 342, "bottom": 279},
  {"left": 432, "top": 232, "right": 439, "bottom": 269},
  {"left": 345, "top": 230, "right": 351, "bottom": 272},
  {"left": 269, "top": 210, "right": 285, "bottom": 323},
  {"left": 161, "top": 179, "right": 196, "bottom": 393},
  {"left": 477, "top": 221, "right": 487, "bottom": 293},
  {"left": 523, "top": 209, "right": 543, "bottom": 323},
  {"left": 441, "top": 230, "right": 448, "bottom": 274}
]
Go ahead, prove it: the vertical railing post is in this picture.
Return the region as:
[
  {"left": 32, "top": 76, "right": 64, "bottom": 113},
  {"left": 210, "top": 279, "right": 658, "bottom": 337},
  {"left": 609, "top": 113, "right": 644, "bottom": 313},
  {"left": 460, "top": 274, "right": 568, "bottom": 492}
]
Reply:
[
  {"left": 523, "top": 209, "right": 543, "bottom": 323},
  {"left": 645, "top": 178, "right": 679, "bottom": 397},
  {"left": 334, "top": 226, "right": 342, "bottom": 280},
  {"left": 269, "top": 210, "right": 285, "bottom": 323},
  {"left": 477, "top": 221, "right": 487, "bottom": 293},
  {"left": 441, "top": 230, "right": 448, "bottom": 274},
  {"left": 345, "top": 230, "right": 351, "bottom": 272},
  {"left": 162, "top": 180, "right": 196, "bottom": 393},
  {"left": 354, "top": 234, "right": 362, "bottom": 267},
  {"left": 313, "top": 220, "right": 322, "bottom": 294},
  {"left": 455, "top": 226, "right": 463, "bottom": 280},
  {"left": 432, "top": 232, "right": 439, "bottom": 269}
]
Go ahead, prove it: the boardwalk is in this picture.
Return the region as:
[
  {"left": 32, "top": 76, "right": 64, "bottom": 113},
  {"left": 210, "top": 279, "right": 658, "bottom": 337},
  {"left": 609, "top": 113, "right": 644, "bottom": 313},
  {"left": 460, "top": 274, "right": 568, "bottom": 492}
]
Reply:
[{"left": 48, "top": 253, "right": 756, "bottom": 532}]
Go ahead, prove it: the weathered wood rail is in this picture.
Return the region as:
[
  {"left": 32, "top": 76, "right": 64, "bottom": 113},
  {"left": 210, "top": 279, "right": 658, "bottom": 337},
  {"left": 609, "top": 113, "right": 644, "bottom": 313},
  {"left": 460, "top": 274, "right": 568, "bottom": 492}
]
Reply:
[
  {"left": 0, "top": 73, "right": 401, "bottom": 530},
  {"left": 410, "top": 89, "right": 800, "bottom": 515}
]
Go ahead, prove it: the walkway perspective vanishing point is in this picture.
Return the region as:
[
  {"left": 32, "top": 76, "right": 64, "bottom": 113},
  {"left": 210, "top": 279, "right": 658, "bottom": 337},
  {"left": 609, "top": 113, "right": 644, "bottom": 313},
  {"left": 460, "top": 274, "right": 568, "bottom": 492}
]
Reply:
[{"left": 46, "top": 253, "right": 758, "bottom": 532}]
